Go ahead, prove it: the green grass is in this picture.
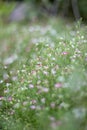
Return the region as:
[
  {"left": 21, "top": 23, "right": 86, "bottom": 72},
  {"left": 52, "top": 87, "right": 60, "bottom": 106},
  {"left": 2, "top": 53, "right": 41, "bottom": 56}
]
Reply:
[
  {"left": 0, "top": 2, "right": 15, "bottom": 24},
  {"left": 0, "top": 16, "right": 87, "bottom": 130}
]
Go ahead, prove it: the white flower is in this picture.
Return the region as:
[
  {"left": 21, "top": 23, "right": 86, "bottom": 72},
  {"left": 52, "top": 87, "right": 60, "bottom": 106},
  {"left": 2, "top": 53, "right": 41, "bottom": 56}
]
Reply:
[
  {"left": 0, "top": 80, "right": 3, "bottom": 84},
  {"left": 42, "top": 87, "right": 49, "bottom": 93},
  {"left": 29, "top": 84, "right": 34, "bottom": 88},
  {"left": 51, "top": 68, "right": 56, "bottom": 75},
  {"left": 41, "top": 98, "right": 45, "bottom": 103}
]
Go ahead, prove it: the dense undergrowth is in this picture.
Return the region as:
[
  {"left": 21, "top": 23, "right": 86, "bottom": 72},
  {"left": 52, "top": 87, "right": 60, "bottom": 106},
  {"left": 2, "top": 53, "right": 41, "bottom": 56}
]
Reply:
[{"left": 0, "top": 8, "right": 87, "bottom": 130}]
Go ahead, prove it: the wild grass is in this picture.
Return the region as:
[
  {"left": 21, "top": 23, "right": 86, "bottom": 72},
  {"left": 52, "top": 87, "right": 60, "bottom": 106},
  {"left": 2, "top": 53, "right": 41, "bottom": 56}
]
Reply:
[{"left": 0, "top": 17, "right": 87, "bottom": 130}]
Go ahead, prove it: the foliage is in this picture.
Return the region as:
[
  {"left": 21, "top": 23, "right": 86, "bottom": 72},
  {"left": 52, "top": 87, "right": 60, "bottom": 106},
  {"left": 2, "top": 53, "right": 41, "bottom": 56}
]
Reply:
[
  {"left": 0, "top": 16, "right": 87, "bottom": 130},
  {"left": 78, "top": 0, "right": 87, "bottom": 21},
  {"left": 0, "top": 2, "right": 15, "bottom": 23},
  {"left": 1, "top": 0, "right": 87, "bottom": 21},
  {"left": 26, "top": 0, "right": 87, "bottom": 21}
]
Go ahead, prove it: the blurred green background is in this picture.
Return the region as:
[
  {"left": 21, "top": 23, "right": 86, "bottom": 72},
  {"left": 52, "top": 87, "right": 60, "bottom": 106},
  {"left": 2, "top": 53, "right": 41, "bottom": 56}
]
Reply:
[{"left": 0, "top": 0, "right": 87, "bottom": 23}]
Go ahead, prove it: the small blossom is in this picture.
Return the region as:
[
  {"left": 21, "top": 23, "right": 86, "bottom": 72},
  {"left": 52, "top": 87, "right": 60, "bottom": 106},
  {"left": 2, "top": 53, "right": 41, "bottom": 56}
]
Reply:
[
  {"left": 31, "top": 100, "right": 37, "bottom": 104},
  {"left": 6, "top": 83, "right": 11, "bottom": 87},
  {"left": 0, "top": 96, "right": 4, "bottom": 100},
  {"left": 4, "top": 66, "right": 7, "bottom": 69},
  {"left": 3, "top": 73, "right": 9, "bottom": 80},
  {"left": 54, "top": 83, "right": 62, "bottom": 88},
  {"left": 0, "top": 80, "right": 3, "bottom": 84},
  {"left": 41, "top": 98, "right": 45, "bottom": 103},
  {"left": 31, "top": 70, "right": 36, "bottom": 75},
  {"left": 50, "top": 102, "right": 55, "bottom": 108},
  {"left": 12, "top": 76, "right": 18, "bottom": 81},
  {"left": 30, "top": 105, "right": 36, "bottom": 110},
  {"left": 23, "top": 101, "right": 28, "bottom": 106},
  {"left": 29, "top": 84, "right": 34, "bottom": 88},
  {"left": 10, "top": 110, "right": 15, "bottom": 115},
  {"left": 21, "top": 69, "right": 26, "bottom": 72},
  {"left": 42, "top": 87, "right": 49, "bottom": 93},
  {"left": 4, "top": 89, "right": 9, "bottom": 93},
  {"left": 51, "top": 68, "right": 56, "bottom": 75},
  {"left": 43, "top": 71, "right": 48, "bottom": 75},
  {"left": 8, "top": 97, "right": 13, "bottom": 101},
  {"left": 49, "top": 116, "right": 55, "bottom": 121},
  {"left": 52, "top": 57, "right": 56, "bottom": 61},
  {"left": 61, "top": 52, "right": 68, "bottom": 55}
]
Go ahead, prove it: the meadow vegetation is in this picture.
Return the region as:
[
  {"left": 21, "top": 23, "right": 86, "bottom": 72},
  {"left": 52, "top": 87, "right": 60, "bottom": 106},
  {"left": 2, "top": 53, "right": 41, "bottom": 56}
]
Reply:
[{"left": 0, "top": 3, "right": 87, "bottom": 130}]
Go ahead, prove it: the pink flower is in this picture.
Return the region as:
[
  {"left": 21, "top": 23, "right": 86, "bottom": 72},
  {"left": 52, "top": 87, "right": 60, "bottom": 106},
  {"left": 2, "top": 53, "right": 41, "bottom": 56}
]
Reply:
[
  {"left": 61, "top": 52, "right": 68, "bottom": 55},
  {"left": 31, "top": 99, "right": 37, "bottom": 104},
  {"left": 0, "top": 96, "right": 4, "bottom": 100},
  {"left": 54, "top": 83, "right": 62, "bottom": 88},
  {"left": 29, "top": 84, "right": 34, "bottom": 88},
  {"left": 30, "top": 105, "right": 36, "bottom": 110},
  {"left": 8, "top": 97, "right": 13, "bottom": 101}
]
